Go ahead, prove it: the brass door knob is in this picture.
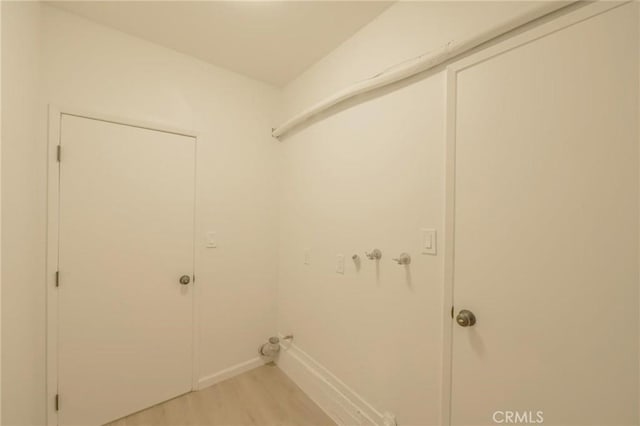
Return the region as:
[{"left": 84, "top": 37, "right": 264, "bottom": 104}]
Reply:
[
  {"left": 456, "top": 309, "right": 476, "bottom": 327},
  {"left": 179, "top": 275, "right": 191, "bottom": 285}
]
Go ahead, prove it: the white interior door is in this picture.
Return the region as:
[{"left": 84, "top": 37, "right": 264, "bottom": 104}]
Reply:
[
  {"left": 450, "top": 4, "right": 638, "bottom": 425},
  {"left": 58, "top": 115, "right": 196, "bottom": 425}
]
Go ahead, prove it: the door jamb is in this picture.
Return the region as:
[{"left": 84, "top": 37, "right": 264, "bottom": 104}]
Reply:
[
  {"left": 46, "top": 105, "right": 200, "bottom": 425},
  {"left": 440, "top": 2, "right": 628, "bottom": 424}
]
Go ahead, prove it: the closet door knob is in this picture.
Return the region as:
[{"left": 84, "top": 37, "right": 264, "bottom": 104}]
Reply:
[
  {"left": 179, "top": 275, "right": 191, "bottom": 285},
  {"left": 456, "top": 310, "right": 476, "bottom": 327}
]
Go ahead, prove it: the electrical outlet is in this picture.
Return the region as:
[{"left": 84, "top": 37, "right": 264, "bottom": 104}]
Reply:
[{"left": 304, "top": 249, "right": 311, "bottom": 265}]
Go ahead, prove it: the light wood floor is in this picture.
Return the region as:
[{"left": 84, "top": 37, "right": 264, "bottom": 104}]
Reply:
[{"left": 105, "top": 364, "right": 335, "bottom": 426}]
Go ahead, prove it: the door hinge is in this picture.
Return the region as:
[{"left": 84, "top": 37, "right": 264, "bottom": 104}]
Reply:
[
  {"left": 55, "top": 271, "right": 60, "bottom": 287},
  {"left": 55, "top": 394, "right": 60, "bottom": 411},
  {"left": 56, "top": 145, "right": 61, "bottom": 162}
]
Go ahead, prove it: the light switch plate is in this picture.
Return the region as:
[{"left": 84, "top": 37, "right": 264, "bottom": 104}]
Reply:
[
  {"left": 206, "top": 232, "right": 217, "bottom": 248},
  {"left": 421, "top": 228, "right": 437, "bottom": 255},
  {"left": 336, "top": 254, "right": 345, "bottom": 274}
]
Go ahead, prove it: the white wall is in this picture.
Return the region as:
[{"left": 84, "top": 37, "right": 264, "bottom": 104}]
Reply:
[
  {"left": 2, "top": 1, "right": 639, "bottom": 425},
  {"left": 1, "top": 2, "right": 44, "bottom": 424},
  {"left": 277, "top": 2, "right": 566, "bottom": 424},
  {"left": 2, "top": 4, "right": 281, "bottom": 424}
]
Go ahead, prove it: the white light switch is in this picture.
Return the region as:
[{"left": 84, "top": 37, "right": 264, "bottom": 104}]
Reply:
[
  {"left": 304, "top": 249, "right": 311, "bottom": 265},
  {"left": 421, "top": 228, "right": 437, "bottom": 255},
  {"left": 336, "top": 254, "right": 345, "bottom": 274},
  {"left": 206, "top": 232, "right": 217, "bottom": 248}
]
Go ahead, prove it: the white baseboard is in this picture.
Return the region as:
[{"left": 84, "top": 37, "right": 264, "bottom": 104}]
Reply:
[
  {"left": 275, "top": 338, "right": 388, "bottom": 426},
  {"left": 198, "top": 357, "right": 265, "bottom": 390}
]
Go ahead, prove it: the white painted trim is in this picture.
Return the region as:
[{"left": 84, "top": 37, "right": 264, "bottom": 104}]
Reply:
[
  {"left": 191, "top": 127, "right": 200, "bottom": 392},
  {"left": 272, "top": 1, "right": 574, "bottom": 139},
  {"left": 276, "top": 338, "right": 384, "bottom": 426},
  {"left": 447, "top": 1, "right": 625, "bottom": 75},
  {"left": 440, "top": 67, "right": 457, "bottom": 426},
  {"left": 45, "top": 105, "right": 200, "bottom": 425},
  {"left": 637, "top": 3, "right": 640, "bottom": 423},
  {"left": 46, "top": 105, "right": 62, "bottom": 426},
  {"left": 197, "top": 358, "right": 265, "bottom": 390},
  {"left": 440, "top": 3, "right": 628, "bottom": 425},
  {"left": 0, "top": 0, "right": 2, "bottom": 416},
  {"left": 55, "top": 106, "right": 198, "bottom": 139}
]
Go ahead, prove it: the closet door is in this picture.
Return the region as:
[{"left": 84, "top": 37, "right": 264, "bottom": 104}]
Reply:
[
  {"left": 450, "top": 4, "right": 638, "bottom": 425},
  {"left": 57, "top": 115, "right": 196, "bottom": 425}
]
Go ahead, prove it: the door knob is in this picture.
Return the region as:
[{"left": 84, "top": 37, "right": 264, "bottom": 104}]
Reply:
[
  {"left": 456, "top": 309, "right": 476, "bottom": 327},
  {"left": 179, "top": 275, "right": 191, "bottom": 285}
]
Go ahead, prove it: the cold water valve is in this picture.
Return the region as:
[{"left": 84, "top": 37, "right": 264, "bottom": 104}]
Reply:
[
  {"left": 365, "top": 249, "right": 382, "bottom": 260},
  {"left": 259, "top": 337, "right": 281, "bottom": 358},
  {"left": 392, "top": 253, "right": 411, "bottom": 265}
]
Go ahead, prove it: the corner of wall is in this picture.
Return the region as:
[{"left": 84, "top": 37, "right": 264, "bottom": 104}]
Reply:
[{"left": 275, "top": 337, "right": 388, "bottom": 426}]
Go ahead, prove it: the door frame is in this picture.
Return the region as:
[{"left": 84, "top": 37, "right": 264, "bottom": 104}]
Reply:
[
  {"left": 439, "top": 2, "right": 630, "bottom": 424},
  {"left": 46, "top": 105, "right": 200, "bottom": 425}
]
